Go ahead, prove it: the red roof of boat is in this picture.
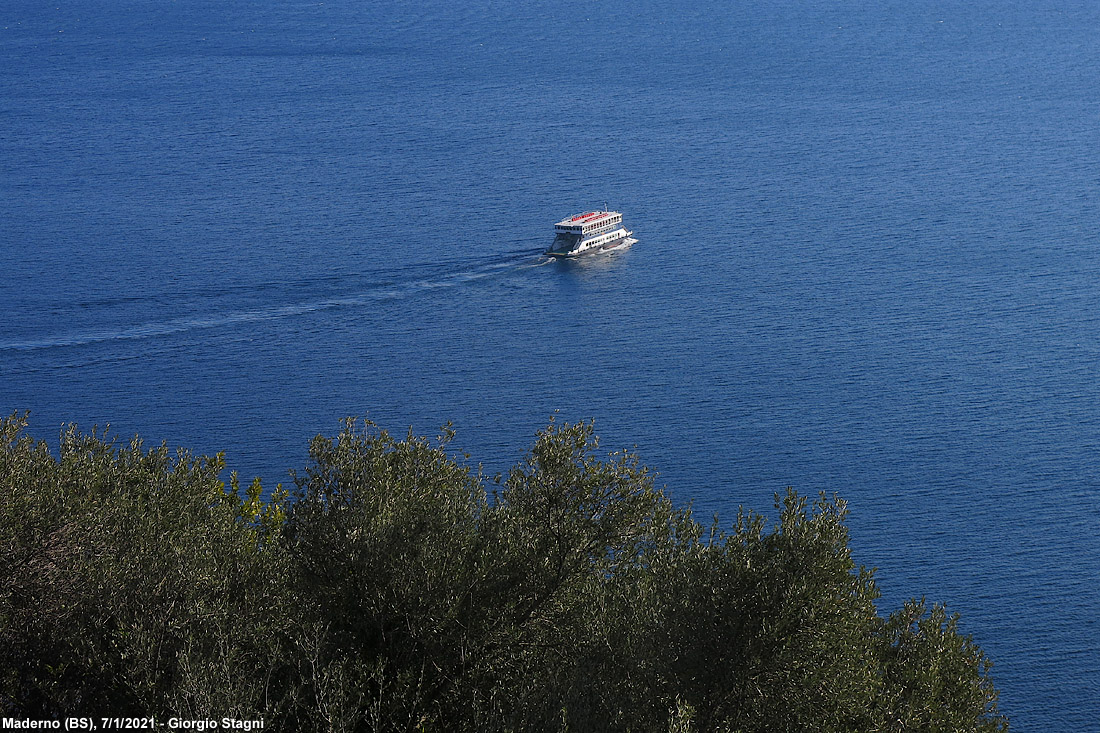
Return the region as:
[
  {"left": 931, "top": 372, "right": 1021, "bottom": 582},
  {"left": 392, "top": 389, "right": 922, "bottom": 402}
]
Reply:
[{"left": 556, "top": 210, "right": 621, "bottom": 228}]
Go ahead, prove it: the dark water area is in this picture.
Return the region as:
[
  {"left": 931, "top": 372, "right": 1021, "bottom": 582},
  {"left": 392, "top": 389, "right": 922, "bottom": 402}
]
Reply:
[{"left": 3, "top": 0, "right": 1099, "bottom": 727}]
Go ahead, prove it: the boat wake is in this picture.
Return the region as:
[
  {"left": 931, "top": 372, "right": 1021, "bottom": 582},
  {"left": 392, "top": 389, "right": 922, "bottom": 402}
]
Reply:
[{"left": 0, "top": 250, "right": 551, "bottom": 352}]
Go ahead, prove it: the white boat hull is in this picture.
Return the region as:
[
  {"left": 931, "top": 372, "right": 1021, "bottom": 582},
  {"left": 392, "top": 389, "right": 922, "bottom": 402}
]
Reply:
[{"left": 547, "top": 228, "right": 634, "bottom": 258}]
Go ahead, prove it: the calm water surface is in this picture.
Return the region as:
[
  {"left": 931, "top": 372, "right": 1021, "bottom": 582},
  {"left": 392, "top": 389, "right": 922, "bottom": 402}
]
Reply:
[{"left": 2, "top": 1, "right": 1099, "bottom": 727}]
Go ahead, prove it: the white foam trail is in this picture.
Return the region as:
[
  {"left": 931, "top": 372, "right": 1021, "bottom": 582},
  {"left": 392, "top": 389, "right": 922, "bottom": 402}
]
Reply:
[{"left": 1, "top": 251, "right": 546, "bottom": 352}]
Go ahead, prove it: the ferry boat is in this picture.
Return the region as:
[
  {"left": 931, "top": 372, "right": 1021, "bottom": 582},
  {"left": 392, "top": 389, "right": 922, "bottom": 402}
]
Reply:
[{"left": 547, "top": 210, "right": 636, "bottom": 257}]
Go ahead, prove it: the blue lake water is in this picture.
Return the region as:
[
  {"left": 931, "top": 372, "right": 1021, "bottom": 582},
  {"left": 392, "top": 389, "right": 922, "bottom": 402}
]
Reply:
[{"left": 2, "top": 0, "right": 1099, "bottom": 727}]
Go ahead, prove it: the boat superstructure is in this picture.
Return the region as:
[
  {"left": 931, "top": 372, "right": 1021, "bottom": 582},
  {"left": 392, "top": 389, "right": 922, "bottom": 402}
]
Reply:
[{"left": 547, "top": 210, "right": 635, "bottom": 257}]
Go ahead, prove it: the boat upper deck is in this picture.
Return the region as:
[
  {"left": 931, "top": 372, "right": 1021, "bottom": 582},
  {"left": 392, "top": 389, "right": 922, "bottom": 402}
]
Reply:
[{"left": 554, "top": 211, "right": 622, "bottom": 233}]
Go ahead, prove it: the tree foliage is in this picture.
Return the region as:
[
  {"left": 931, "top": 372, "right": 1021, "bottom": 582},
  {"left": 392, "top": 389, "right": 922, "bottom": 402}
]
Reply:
[{"left": 0, "top": 413, "right": 1007, "bottom": 732}]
